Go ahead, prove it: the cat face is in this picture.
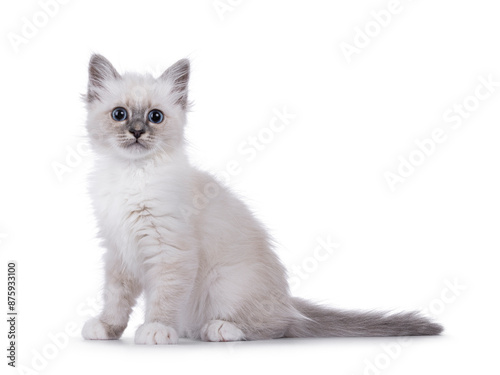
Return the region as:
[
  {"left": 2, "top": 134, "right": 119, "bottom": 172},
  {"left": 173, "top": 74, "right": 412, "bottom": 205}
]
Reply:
[{"left": 85, "top": 54, "right": 190, "bottom": 160}]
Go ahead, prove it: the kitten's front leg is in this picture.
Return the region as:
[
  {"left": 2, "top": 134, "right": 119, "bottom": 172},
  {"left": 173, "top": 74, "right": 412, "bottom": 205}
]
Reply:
[
  {"left": 134, "top": 245, "right": 197, "bottom": 345},
  {"left": 82, "top": 254, "right": 141, "bottom": 340}
]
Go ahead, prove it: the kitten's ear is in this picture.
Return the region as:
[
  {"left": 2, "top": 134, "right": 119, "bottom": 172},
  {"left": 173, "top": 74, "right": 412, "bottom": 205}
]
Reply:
[
  {"left": 160, "top": 58, "right": 190, "bottom": 109},
  {"left": 87, "top": 54, "right": 120, "bottom": 102}
]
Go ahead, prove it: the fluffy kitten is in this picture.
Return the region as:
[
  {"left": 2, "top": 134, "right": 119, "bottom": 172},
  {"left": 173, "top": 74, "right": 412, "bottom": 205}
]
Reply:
[{"left": 82, "top": 54, "right": 443, "bottom": 344}]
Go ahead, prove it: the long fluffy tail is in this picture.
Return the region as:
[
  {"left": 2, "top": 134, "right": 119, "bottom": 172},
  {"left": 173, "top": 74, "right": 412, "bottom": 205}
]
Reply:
[{"left": 286, "top": 297, "right": 443, "bottom": 337}]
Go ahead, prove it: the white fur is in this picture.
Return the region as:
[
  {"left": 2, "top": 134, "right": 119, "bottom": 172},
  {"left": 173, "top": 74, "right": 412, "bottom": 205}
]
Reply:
[
  {"left": 82, "top": 317, "right": 112, "bottom": 340},
  {"left": 82, "top": 55, "right": 443, "bottom": 344},
  {"left": 135, "top": 322, "right": 178, "bottom": 345},
  {"left": 200, "top": 320, "right": 245, "bottom": 342},
  {"left": 82, "top": 55, "right": 298, "bottom": 344}
]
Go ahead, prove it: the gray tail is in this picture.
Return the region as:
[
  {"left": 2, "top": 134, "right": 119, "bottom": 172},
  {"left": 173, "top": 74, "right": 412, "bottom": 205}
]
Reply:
[{"left": 286, "top": 297, "right": 443, "bottom": 337}]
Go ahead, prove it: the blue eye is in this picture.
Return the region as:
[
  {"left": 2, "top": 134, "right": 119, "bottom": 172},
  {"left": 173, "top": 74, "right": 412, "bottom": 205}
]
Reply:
[
  {"left": 111, "top": 107, "right": 127, "bottom": 121},
  {"left": 148, "top": 109, "right": 164, "bottom": 124}
]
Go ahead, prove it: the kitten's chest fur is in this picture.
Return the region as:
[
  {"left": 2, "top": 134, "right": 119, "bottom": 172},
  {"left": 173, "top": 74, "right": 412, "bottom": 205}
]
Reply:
[{"left": 91, "top": 159, "right": 186, "bottom": 276}]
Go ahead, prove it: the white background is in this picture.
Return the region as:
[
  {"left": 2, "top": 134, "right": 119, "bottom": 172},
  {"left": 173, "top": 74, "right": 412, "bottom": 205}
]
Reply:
[{"left": 1, "top": 0, "right": 499, "bottom": 374}]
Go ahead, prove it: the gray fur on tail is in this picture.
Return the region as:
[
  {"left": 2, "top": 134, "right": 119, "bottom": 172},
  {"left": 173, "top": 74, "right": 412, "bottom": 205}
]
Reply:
[{"left": 286, "top": 297, "right": 443, "bottom": 337}]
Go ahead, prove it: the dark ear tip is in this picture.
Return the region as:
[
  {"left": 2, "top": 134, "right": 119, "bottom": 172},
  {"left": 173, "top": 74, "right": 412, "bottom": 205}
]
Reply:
[
  {"left": 88, "top": 54, "right": 120, "bottom": 81},
  {"left": 89, "top": 53, "right": 107, "bottom": 66},
  {"left": 175, "top": 58, "right": 190, "bottom": 73},
  {"left": 89, "top": 53, "right": 100, "bottom": 62},
  {"left": 159, "top": 58, "right": 190, "bottom": 82}
]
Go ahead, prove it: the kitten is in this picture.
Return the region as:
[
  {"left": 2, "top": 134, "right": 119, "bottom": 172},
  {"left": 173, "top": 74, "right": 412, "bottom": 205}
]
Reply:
[{"left": 82, "top": 54, "right": 443, "bottom": 344}]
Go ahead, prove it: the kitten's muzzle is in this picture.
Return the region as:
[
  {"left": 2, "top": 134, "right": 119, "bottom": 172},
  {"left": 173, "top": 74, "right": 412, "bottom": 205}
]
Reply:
[
  {"left": 130, "top": 128, "right": 145, "bottom": 139},
  {"left": 128, "top": 121, "right": 147, "bottom": 139}
]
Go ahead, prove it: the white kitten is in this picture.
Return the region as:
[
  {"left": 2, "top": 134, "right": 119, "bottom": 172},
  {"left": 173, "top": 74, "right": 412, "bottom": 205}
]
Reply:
[{"left": 82, "top": 55, "right": 442, "bottom": 344}]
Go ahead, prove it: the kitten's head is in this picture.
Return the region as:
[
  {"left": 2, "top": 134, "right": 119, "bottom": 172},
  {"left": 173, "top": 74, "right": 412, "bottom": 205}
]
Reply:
[{"left": 85, "top": 54, "right": 190, "bottom": 160}]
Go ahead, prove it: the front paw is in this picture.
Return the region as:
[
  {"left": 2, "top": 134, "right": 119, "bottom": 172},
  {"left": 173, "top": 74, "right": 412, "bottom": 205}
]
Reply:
[
  {"left": 82, "top": 317, "right": 124, "bottom": 340},
  {"left": 134, "top": 322, "right": 178, "bottom": 345}
]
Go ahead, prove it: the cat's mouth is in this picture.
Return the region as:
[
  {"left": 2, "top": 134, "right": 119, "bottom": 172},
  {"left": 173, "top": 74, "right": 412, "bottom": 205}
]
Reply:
[{"left": 125, "top": 139, "right": 147, "bottom": 149}]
